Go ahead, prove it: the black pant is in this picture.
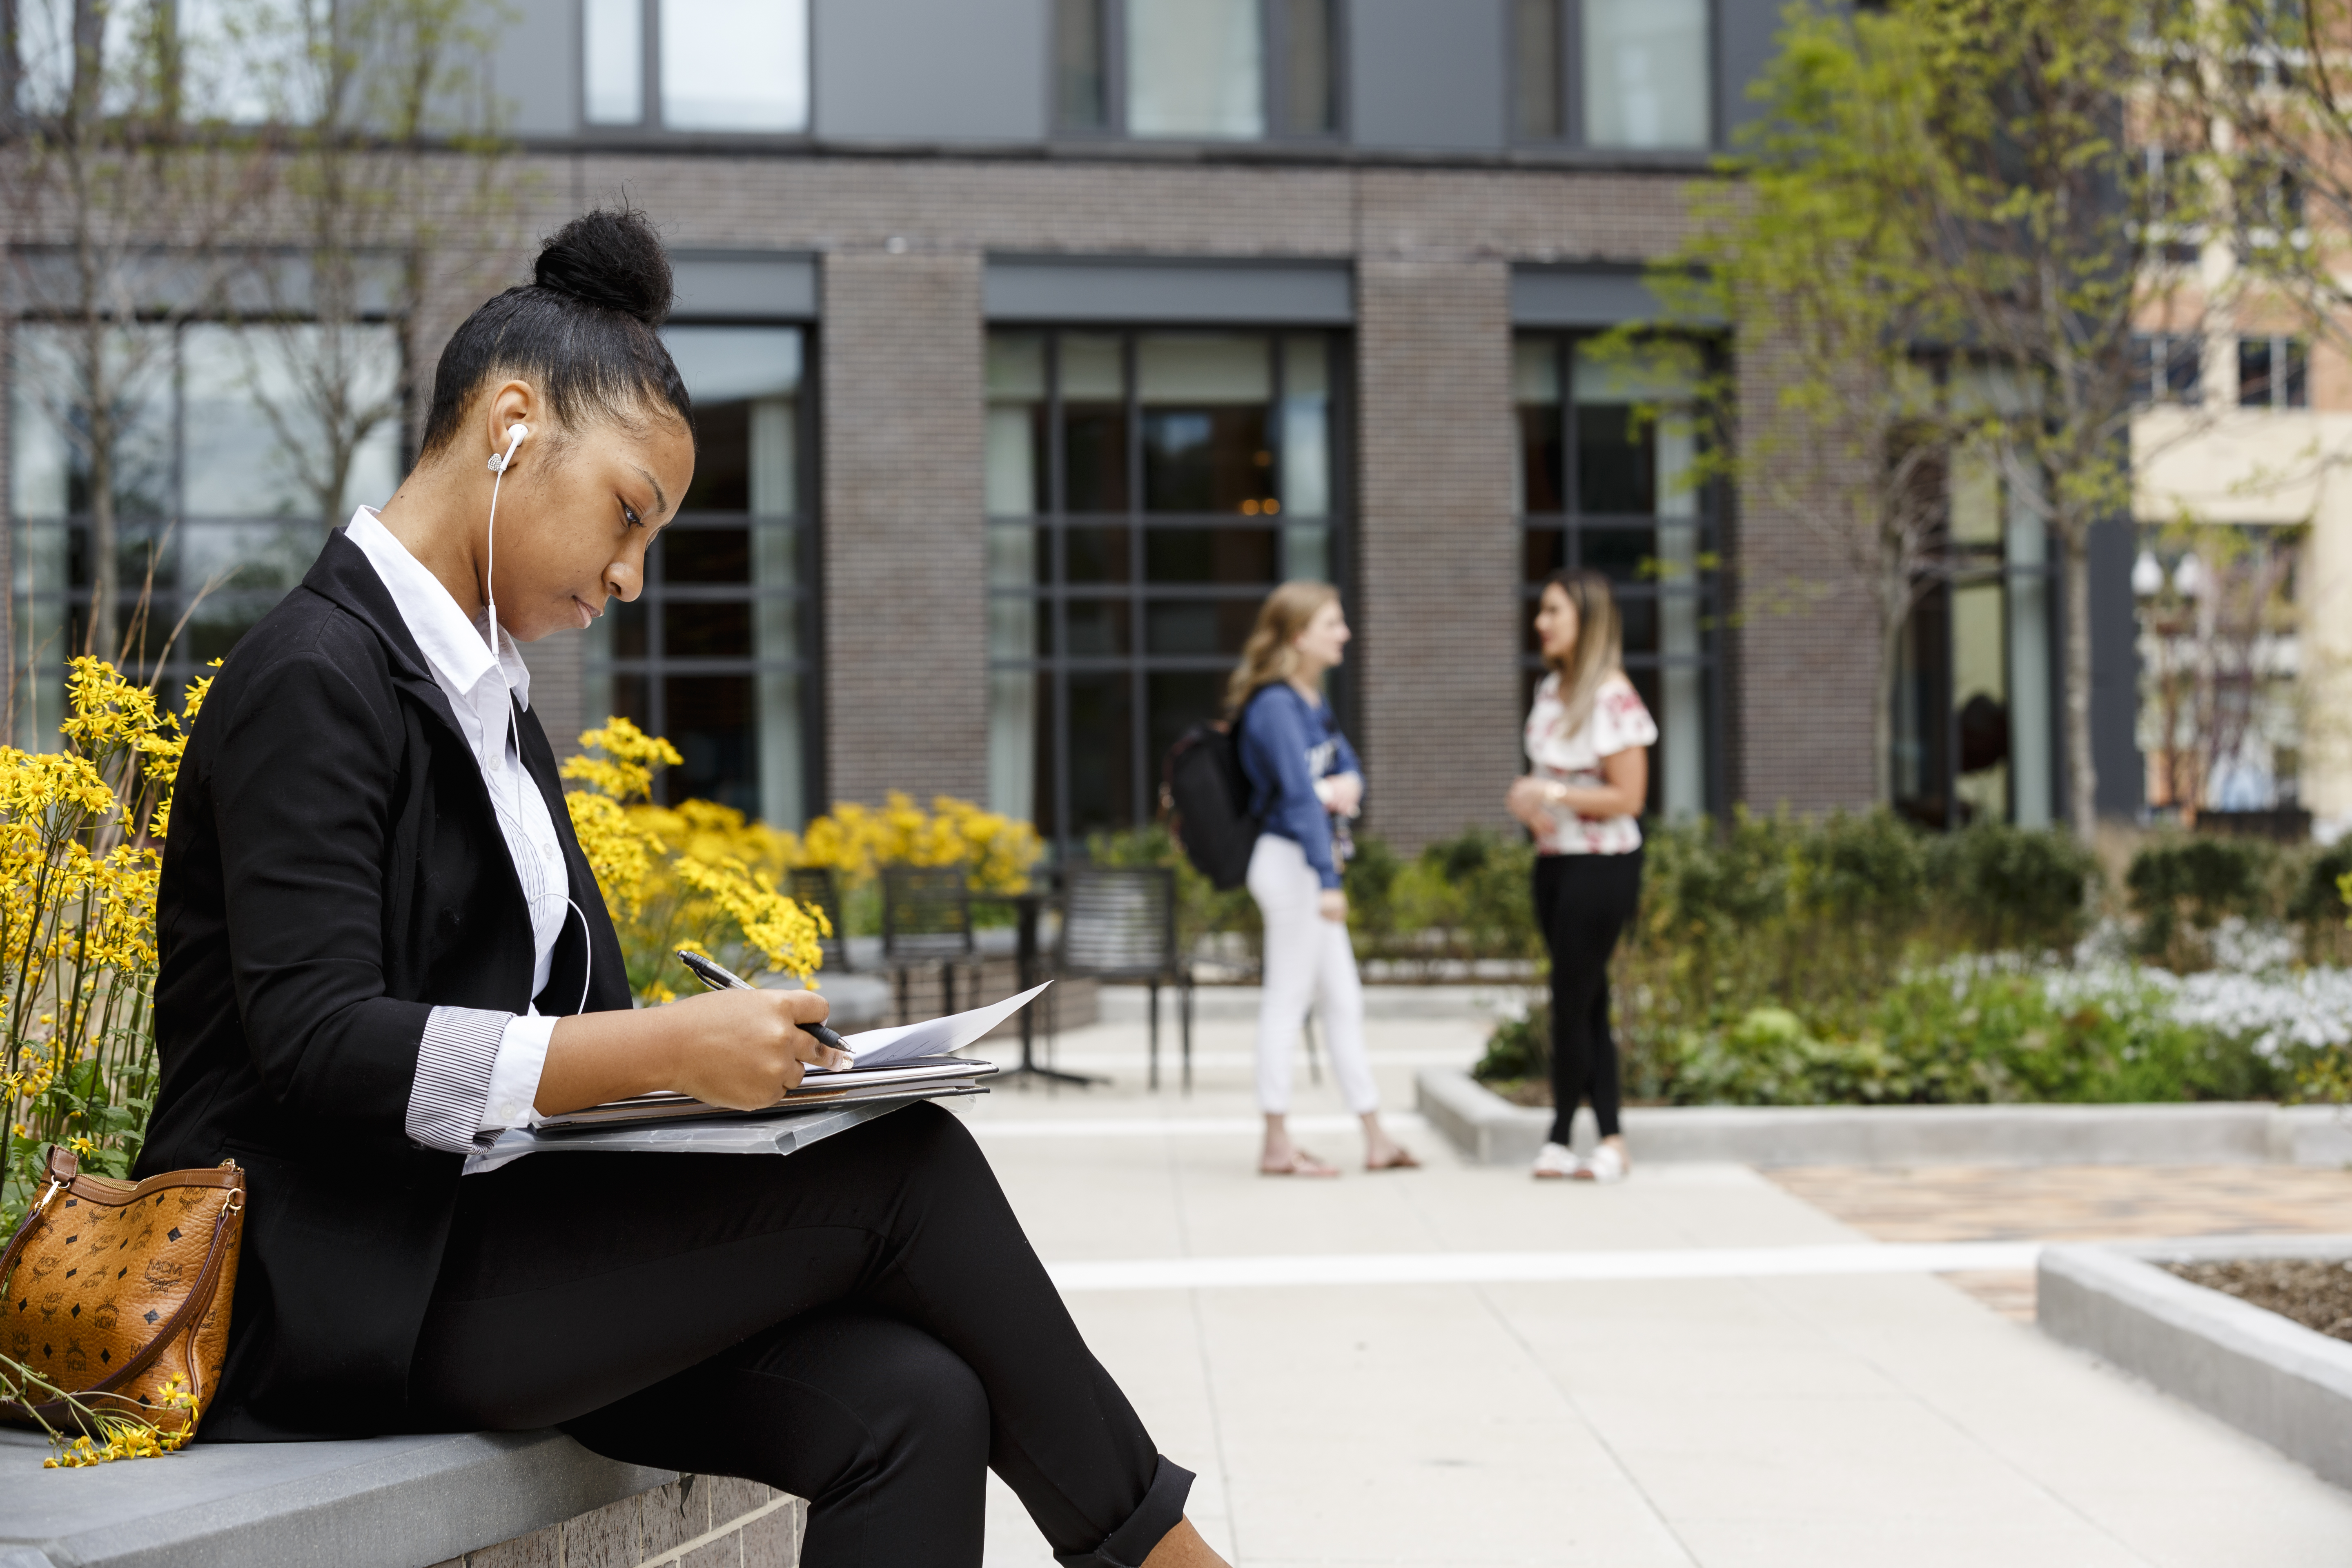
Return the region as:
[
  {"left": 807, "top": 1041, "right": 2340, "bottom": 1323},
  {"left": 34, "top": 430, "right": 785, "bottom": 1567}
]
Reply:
[
  {"left": 1533, "top": 849, "right": 1644, "bottom": 1144},
  {"left": 408, "top": 1101, "right": 1189, "bottom": 1568}
]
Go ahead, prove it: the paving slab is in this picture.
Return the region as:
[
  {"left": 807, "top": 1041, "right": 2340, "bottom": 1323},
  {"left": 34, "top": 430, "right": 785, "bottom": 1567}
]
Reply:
[{"left": 962, "top": 1000, "right": 2352, "bottom": 1566}]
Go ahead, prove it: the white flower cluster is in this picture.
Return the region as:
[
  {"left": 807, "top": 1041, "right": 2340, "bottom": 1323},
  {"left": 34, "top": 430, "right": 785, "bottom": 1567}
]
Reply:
[{"left": 2029, "top": 918, "right": 2352, "bottom": 1062}]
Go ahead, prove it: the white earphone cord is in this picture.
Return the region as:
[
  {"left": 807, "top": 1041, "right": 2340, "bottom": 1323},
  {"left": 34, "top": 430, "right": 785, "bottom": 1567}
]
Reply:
[{"left": 488, "top": 428, "right": 593, "bottom": 1015}]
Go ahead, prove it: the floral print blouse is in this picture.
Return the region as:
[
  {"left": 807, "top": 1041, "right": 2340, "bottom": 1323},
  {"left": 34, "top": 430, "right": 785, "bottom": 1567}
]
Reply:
[{"left": 1523, "top": 671, "right": 1658, "bottom": 855}]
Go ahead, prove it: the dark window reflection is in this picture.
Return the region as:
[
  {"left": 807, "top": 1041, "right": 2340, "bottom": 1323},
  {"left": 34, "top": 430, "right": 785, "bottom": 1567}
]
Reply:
[
  {"left": 683, "top": 402, "right": 753, "bottom": 511},
  {"left": 1143, "top": 528, "right": 1279, "bottom": 584},
  {"left": 1519, "top": 405, "right": 1564, "bottom": 512},
  {"left": 1577, "top": 405, "right": 1657, "bottom": 515},
  {"left": 664, "top": 528, "right": 750, "bottom": 584},
  {"left": 1065, "top": 672, "right": 1134, "bottom": 835},
  {"left": 1142, "top": 408, "right": 1273, "bottom": 513},
  {"left": 1065, "top": 599, "right": 1132, "bottom": 657},
  {"left": 1144, "top": 598, "right": 1257, "bottom": 656},
  {"left": 662, "top": 675, "right": 755, "bottom": 813},
  {"left": 1064, "top": 403, "right": 1129, "bottom": 512},
  {"left": 1581, "top": 526, "right": 1656, "bottom": 582},
  {"left": 1065, "top": 528, "right": 1132, "bottom": 583},
  {"left": 664, "top": 601, "right": 752, "bottom": 658},
  {"left": 1148, "top": 670, "right": 1225, "bottom": 780}
]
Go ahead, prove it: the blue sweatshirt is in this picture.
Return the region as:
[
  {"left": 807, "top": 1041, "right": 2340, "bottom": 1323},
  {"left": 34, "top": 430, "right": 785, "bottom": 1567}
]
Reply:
[{"left": 1237, "top": 682, "right": 1363, "bottom": 890}]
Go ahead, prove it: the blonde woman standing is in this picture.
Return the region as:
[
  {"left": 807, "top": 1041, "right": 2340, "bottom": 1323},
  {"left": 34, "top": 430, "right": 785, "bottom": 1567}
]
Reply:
[
  {"left": 1231, "top": 582, "right": 1417, "bottom": 1176},
  {"left": 1506, "top": 569, "right": 1655, "bottom": 1183}
]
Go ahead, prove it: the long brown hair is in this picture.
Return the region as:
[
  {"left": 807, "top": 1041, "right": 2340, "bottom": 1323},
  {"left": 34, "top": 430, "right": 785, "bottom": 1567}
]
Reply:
[
  {"left": 1541, "top": 568, "right": 1623, "bottom": 734},
  {"left": 1226, "top": 580, "right": 1341, "bottom": 715}
]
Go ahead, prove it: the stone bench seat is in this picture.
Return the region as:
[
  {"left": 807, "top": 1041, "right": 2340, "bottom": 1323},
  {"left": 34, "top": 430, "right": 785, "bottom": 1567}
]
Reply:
[{"left": 0, "top": 1426, "right": 802, "bottom": 1568}]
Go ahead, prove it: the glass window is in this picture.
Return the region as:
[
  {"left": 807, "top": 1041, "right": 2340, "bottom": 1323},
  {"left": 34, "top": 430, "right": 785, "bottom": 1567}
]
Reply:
[
  {"left": 660, "top": 0, "right": 807, "bottom": 131},
  {"left": 1278, "top": 0, "right": 1334, "bottom": 135},
  {"left": 1515, "top": 332, "right": 1719, "bottom": 821},
  {"left": 2132, "top": 333, "right": 2203, "bottom": 406},
  {"left": 584, "top": 326, "right": 814, "bottom": 824},
  {"left": 2239, "top": 336, "right": 2309, "bottom": 409},
  {"left": 10, "top": 319, "right": 401, "bottom": 746},
  {"left": 1056, "top": 0, "right": 1109, "bottom": 130},
  {"left": 1514, "top": 0, "right": 1563, "bottom": 140},
  {"left": 988, "top": 328, "right": 1343, "bottom": 845},
  {"left": 1583, "top": 0, "right": 1711, "bottom": 151},
  {"left": 584, "top": 0, "right": 646, "bottom": 124},
  {"left": 177, "top": 0, "right": 321, "bottom": 124},
  {"left": 579, "top": 0, "right": 805, "bottom": 131},
  {"left": 1127, "top": 0, "right": 1264, "bottom": 139}
]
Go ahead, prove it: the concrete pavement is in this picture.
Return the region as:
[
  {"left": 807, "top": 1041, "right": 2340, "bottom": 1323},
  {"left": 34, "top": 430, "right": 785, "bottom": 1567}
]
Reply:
[{"left": 956, "top": 992, "right": 2352, "bottom": 1567}]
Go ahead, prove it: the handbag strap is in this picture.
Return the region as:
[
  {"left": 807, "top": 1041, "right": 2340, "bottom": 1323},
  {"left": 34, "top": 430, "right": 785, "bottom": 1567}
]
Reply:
[
  {"left": 0, "top": 1147, "right": 79, "bottom": 1304},
  {"left": 0, "top": 1153, "right": 245, "bottom": 1426}
]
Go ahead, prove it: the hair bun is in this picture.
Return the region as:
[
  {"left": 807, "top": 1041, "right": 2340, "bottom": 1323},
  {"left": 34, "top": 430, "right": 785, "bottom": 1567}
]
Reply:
[{"left": 533, "top": 207, "right": 673, "bottom": 325}]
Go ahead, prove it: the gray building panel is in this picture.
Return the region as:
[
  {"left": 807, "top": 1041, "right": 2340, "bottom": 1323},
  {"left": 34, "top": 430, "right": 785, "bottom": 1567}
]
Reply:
[
  {"left": 489, "top": 0, "right": 578, "bottom": 137},
  {"left": 1348, "top": 0, "right": 1507, "bottom": 152},
  {"left": 813, "top": 0, "right": 1049, "bottom": 143},
  {"left": 1512, "top": 266, "right": 1710, "bottom": 327},
  {"left": 1717, "top": 0, "right": 1785, "bottom": 138},
  {"left": 984, "top": 258, "right": 1353, "bottom": 324},
  {"left": 670, "top": 255, "right": 821, "bottom": 319}
]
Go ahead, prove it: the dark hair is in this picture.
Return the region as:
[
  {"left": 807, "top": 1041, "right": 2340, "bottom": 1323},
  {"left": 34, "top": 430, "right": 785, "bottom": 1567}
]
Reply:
[{"left": 417, "top": 207, "right": 693, "bottom": 458}]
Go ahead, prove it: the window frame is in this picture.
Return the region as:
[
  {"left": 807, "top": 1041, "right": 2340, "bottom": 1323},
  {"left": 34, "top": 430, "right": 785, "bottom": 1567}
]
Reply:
[
  {"left": 580, "top": 317, "right": 825, "bottom": 822},
  {"left": 986, "top": 324, "right": 1355, "bottom": 852},
  {"left": 1511, "top": 327, "right": 1726, "bottom": 822},
  {"left": 1510, "top": 0, "right": 1720, "bottom": 154},
  {"left": 7, "top": 306, "right": 409, "bottom": 742},
  {"left": 1049, "top": 0, "right": 1347, "bottom": 145},
  {"left": 574, "top": 0, "right": 815, "bottom": 142}
]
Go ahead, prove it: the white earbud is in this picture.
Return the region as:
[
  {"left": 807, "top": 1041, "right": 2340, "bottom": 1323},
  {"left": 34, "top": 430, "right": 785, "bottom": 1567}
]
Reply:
[{"left": 487, "top": 422, "right": 529, "bottom": 474}]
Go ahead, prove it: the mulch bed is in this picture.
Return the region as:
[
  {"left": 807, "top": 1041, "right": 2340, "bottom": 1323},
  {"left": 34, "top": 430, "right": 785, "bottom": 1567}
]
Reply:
[{"left": 2166, "top": 1259, "right": 2352, "bottom": 1343}]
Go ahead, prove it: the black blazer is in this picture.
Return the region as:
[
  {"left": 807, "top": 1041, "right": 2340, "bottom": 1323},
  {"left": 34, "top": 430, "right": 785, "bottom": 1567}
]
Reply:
[{"left": 136, "top": 530, "right": 630, "bottom": 1441}]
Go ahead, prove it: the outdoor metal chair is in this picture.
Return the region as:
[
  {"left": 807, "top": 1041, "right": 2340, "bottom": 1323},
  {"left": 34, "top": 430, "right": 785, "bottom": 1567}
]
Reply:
[
  {"left": 1058, "top": 865, "right": 1194, "bottom": 1091},
  {"left": 881, "top": 864, "right": 977, "bottom": 1024},
  {"left": 787, "top": 866, "right": 854, "bottom": 973}
]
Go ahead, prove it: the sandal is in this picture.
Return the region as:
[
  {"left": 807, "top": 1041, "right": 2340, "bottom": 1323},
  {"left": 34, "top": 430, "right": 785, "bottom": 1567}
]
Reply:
[
  {"left": 1260, "top": 1149, "right": 1342, "bottom": 1177},
  {"left": 1365, "top": 1146, "right": 1421, "bottom": 1171}
]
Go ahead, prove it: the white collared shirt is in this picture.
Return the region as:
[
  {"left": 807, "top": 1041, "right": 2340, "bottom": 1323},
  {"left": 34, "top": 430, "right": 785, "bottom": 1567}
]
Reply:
[{"left": 345, "top": 508, "right": 569, "bottom": 1165}]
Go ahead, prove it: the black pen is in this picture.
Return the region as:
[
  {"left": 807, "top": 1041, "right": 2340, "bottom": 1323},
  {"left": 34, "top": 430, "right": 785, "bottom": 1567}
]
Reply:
[{"left": 676, "top": 949, "right": 853, "bottom": 1060}]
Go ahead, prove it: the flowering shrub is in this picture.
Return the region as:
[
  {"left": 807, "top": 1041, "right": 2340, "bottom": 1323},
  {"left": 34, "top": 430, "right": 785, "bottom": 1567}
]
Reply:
[
  {"left": 0, "top": 657, "right": 208, "bottom": 1463},
  {"left": 798, "top": 792, "right": 1042, "bottom": 897},
  {"left": 561, "top": 719, "right": 829, "bottom": 1002}
]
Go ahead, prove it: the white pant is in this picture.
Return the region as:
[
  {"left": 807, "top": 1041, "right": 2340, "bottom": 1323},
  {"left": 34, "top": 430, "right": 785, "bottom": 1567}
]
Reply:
[{"left": 1247, "top": 833, "right": 1378, "bottom": 1116}]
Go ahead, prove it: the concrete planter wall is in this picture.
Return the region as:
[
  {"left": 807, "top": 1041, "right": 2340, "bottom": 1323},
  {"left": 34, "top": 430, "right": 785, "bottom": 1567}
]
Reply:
[
  {"left": 1415, "top": 1066, "right": 2352, "bottom": 1168},
  {"left": 2038, "top": 1236, "right": 2352, "bottom": 1492}
]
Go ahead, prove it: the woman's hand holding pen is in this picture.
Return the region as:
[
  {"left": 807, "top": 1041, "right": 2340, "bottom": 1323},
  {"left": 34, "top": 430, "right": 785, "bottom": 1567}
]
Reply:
[
  {"left": 663, "top": 987, "right": 849, "bottom": 1109},
  {"left": 536, "top": 987, "right": 849, "bottom": 1118}
]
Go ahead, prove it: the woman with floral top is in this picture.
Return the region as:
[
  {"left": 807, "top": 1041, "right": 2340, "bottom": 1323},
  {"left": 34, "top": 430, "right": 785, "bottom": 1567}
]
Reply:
[{"left": 1506, "top": 568, "right": 1657, "bottom": 1183}]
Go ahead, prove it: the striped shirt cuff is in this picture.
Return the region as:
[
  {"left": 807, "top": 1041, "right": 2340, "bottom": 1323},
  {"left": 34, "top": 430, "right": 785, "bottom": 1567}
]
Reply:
[{"left": 407, "top": 1005, "right": 508, "bottom": 1154}]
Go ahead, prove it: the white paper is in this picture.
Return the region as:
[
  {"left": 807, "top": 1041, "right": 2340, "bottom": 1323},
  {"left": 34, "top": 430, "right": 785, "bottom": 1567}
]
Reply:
[{"left": 836, "top": 981, "right": 1052, "bottom": 1068}]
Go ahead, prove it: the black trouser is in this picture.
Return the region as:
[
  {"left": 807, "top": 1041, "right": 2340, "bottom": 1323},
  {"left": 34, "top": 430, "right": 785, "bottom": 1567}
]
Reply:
[
  {"left": 1533, "top": 848, "right": 1644, "bottom": 1145},
  {"left": 408, "top": 1101, "right": 1188, "bottom": 1568}
]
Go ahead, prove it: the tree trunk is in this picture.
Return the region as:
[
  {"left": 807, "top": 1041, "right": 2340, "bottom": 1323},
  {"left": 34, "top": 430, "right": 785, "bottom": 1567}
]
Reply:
[{"left": 2062, "top": 519, "right": 2098, "bottom": 837}]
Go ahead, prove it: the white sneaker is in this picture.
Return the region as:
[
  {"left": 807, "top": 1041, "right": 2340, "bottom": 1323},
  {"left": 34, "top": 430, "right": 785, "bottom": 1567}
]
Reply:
[
  {"left": 1531, "top": 1141, "right": 1583, "bottom": 1179},
  {"left": 1577, "top": 1143, "right": 1628, "bottom": 1184}
]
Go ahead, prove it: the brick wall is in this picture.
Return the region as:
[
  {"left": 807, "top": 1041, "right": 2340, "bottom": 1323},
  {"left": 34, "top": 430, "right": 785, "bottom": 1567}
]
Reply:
[
  {"left": 819, "top": 248, "right": 989, "bottom": 808},
  {"left": 1352, "top": 259, "right": 1523, "bottom": 848},
  {"left": 430, "top": 1474, "right": 803, "bottom": 1568}
]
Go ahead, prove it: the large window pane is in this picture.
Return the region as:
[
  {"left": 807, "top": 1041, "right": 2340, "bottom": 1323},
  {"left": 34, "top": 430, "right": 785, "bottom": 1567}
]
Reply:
[
  {"left": 1128, "top": 0, "right": 1264, "bottom": 139},
  {"left": 584, "top": 0, "right": 646, "bottom": 123},
  {"left": 180, "top": 0, "right": 321, "bottom": 125},
  {"left": 1062, "top": 334, "right": 1129, "bottom": 512},
  {"left": 1055, "top": 0, "right": 1107, "bottom": 130},
  {"left": 988, "top": 334, "right": 1047, "bottom": 516},
  {"left": 1281, "top": 0, "right": 1334, "bottom": 134},
  {"left": 1139, "top": 335, "right": 1273, "bottom": 513},
  {"left": 1515, "top": 337, "right": 1563, "bottom": 512},
  {"left": 183, "top": 324, "right": 401, "bottom": 522},
  {"left": 1280, "top": 334, "right": 1330, "bottom": 517},
  {"left": 1514, "top": 0, "right": 1563, "bottom": 139},
  {"left": 661, "top": 0, "right": 807, "bottom": 132},
  {"left": 1583, "top": 0, "right": 1709, "bottom": 150}
]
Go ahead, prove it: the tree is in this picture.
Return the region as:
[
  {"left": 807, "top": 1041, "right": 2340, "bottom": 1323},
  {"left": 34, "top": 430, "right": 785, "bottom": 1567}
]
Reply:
[
  {"left": 1893, "top": 0, "right": 2218, "bottom": 834},
  {"left": 1662, "top": 0, "right": 2222, "bottom": 834},
  {"left": 3, "top": 0, "right": 271, "bottom": 672},
  {"left": 1642, "top": 6, "right": 1965, "bottom": 809},
  {"left": 211, "top": 0, "right": 520, "bottom": 529}
]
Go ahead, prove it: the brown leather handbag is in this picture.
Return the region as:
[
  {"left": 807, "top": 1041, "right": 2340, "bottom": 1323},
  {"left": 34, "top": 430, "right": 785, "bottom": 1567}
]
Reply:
[{"left": 0, "top": 1145, "right": 246, "bottom": 1436}]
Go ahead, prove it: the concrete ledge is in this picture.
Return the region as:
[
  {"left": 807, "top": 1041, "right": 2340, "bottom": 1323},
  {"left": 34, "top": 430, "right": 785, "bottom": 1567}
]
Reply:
[
  {"left": 1414, "top": 1067, "right": 2348, "bottom": 1168},
  {"left": 2038, "top": 1236, "right": 2352, "bottom": 1492},
  {"left": 0, "top": 1427, "right": 708, "bottom": 1568}
]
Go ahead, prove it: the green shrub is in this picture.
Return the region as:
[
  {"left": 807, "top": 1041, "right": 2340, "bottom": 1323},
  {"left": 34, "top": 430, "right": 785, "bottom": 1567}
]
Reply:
[
  {"left": 1931, "top": 822, "right": 2100, "bottom": 953},
  {"left": 2125, "top": 835, "right": 2281, "bottom": 964},
  {"left": 1472, "top": 1004, "right": 1549, "bottom": 1082}
]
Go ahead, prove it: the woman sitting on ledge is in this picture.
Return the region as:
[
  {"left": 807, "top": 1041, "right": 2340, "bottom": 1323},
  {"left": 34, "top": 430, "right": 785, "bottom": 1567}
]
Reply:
[{"left": 135, "top": 207, "right": 1228, "bottom": 1568}]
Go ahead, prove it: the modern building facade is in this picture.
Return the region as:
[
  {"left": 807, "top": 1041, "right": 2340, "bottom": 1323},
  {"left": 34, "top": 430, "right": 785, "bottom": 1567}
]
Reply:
[{"left": 4, "top": 0, "right": 2145, "bottom": 850}]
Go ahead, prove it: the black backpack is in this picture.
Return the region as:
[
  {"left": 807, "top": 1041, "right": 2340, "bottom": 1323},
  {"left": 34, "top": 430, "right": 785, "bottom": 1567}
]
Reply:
[{"left": 1162, "top": 717, "right": 1259, "bottom": 891}]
